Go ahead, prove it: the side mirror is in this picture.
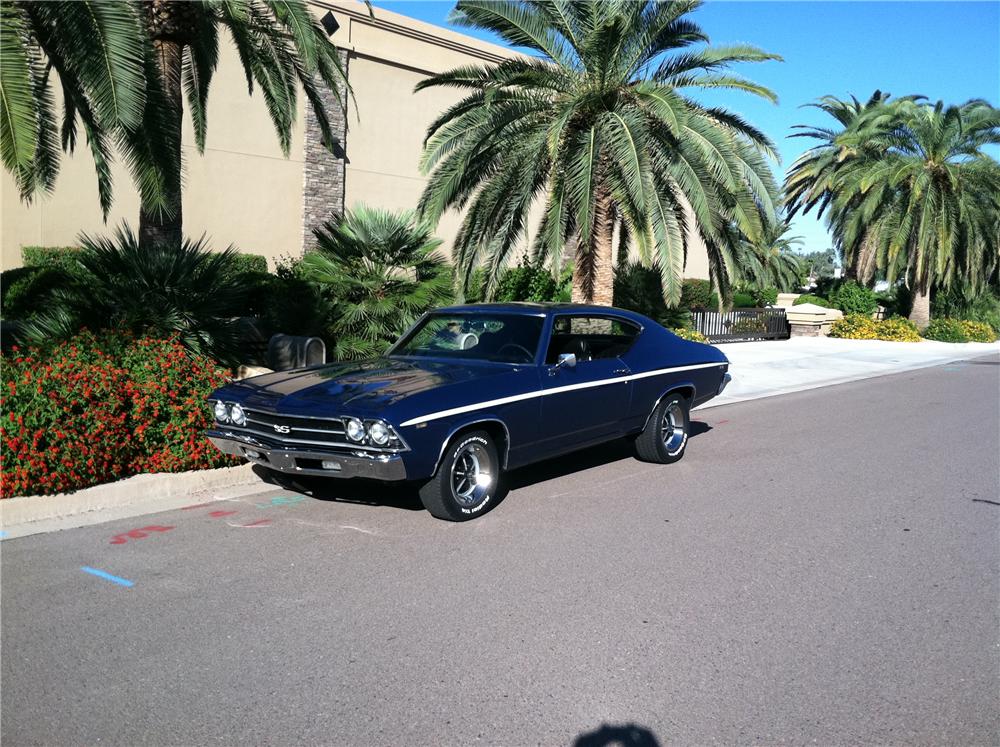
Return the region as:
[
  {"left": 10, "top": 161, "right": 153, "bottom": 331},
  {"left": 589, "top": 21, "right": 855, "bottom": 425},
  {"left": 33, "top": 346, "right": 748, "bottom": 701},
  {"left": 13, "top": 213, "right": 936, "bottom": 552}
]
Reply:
[{"left": 550, "top": 353, "right": 576, "bottom": 375}]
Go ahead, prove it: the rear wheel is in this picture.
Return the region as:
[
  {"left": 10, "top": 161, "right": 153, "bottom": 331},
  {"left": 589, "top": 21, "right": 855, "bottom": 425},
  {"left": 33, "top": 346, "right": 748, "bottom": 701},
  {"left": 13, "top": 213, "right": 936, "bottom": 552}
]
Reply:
[
  {"left": 419, "top": 430, "right": 500, "bottom": 521},
  {"left": 634, "top": 393, "right": 690, "bottom": 464}
]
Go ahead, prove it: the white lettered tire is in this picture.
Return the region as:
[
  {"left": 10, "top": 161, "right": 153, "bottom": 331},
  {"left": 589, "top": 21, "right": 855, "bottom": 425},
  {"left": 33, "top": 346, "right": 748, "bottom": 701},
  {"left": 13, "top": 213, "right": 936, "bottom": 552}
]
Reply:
[{"left": 418, "top": 430, "right": 500, "bottom": 521}]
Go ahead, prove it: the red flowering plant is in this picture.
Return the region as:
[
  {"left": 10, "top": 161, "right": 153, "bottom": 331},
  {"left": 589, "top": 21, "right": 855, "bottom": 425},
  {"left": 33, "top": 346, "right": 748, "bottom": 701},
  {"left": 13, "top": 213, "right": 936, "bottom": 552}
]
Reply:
[{"left": 1, "top": 331, "right": 236, "bottom": 498}]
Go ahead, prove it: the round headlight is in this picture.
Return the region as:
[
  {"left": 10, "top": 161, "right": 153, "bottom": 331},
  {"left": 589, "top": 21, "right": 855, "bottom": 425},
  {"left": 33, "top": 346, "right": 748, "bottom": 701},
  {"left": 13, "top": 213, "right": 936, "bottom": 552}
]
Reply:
[
  {"left": 230, "top": 403, "right": 246, "bottom": 426},
  {"left": 345, "top": 418, "right": 365, "bottom": 442},
  {"left": 368, "top": 421, "right": 390, "bottom": 445},
  {"left": 214, "top": 400, "right": 229, "bottom": 423}
]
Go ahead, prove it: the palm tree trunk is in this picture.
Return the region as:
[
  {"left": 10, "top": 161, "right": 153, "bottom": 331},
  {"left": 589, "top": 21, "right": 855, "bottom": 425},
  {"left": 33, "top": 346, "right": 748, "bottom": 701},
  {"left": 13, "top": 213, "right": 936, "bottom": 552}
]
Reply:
[
  {"left": 908, "top": 284, "right": 931, "bottom": 330},
  {"left": 571, "top": 188, "right": 615, "bottom": 305},
  {"left": 139, "top": 3, "right": 186, "bottom": 248}
]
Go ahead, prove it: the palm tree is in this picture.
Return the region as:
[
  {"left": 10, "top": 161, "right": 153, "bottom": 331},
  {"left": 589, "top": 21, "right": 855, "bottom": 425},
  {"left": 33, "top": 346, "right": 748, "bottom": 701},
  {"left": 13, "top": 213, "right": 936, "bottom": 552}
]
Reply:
[
  {"left": 784, "top": 90, "right": 914, "bottom": 282},
  {"left": 19, "top": 225, "right": 252, "bottom": 363},
  {"left": 1, "top": 0, "right": 349, "bottom": 247},
  {"left": 417, "top": 0, "right": 782, "bottom": 306},
  {"left": 1, "top": 1, "right": 177, "bottom": 218},
  {"left": 300, "top": 205, "right": 454, "bottom": 360},
  {"left": 732, "top": 218, "right": 804, "bottom": 292},
  {"left": 834, "top": 99, "right": 1000, "bottom": 327}
]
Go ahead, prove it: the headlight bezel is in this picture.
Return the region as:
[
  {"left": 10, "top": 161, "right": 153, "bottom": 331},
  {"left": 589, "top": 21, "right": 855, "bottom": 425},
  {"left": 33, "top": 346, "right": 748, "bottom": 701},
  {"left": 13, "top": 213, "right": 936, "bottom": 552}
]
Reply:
[
  {"left": 342, "top": 416, "right": 402, "bottom": 448},
  {"left": 367, "top": 420, "right": 391, "bottom": 446},
  {"left": 344, "top": 417, "right": 366, "bottom": 442},
  {"left": 230, "top": 403, "right": 247, "bottom": 427},
  {"left": 213, "top": 400, "right": 230, "bottom": 423}
]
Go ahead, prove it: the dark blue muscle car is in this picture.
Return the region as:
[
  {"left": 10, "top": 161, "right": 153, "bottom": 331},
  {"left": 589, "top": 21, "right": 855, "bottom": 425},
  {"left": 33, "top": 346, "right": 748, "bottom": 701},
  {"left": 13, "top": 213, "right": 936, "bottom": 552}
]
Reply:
[{"left": 206, "top": 303, "right": 730, "bottom": 520}]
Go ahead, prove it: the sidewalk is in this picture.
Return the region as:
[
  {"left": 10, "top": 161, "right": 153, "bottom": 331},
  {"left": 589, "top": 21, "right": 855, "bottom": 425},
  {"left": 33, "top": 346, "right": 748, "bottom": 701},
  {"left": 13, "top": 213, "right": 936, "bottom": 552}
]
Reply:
[{"left": 702, "top": 336, "right": 1000, "bottom": 409}]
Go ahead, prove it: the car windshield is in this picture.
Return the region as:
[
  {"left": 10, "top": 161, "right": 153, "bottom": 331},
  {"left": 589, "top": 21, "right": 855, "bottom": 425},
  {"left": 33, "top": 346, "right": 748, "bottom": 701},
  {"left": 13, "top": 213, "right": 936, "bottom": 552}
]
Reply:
[{"left": 390, "top": 313, "right": 544, "bottom": 364}]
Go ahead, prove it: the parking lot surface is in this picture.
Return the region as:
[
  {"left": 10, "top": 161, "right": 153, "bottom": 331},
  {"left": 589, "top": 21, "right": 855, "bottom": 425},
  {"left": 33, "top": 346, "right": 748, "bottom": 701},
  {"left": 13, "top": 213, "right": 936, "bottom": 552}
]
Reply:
[{"left": 2, "top": 357, "right": 998, "bottom": 745}]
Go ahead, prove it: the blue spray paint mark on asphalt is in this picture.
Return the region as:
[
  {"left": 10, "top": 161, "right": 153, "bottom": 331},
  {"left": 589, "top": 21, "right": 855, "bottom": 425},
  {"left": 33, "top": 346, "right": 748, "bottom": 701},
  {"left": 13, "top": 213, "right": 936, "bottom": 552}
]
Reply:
[{"left": 81, "top": 566, "right": 134, "bottom": 588}]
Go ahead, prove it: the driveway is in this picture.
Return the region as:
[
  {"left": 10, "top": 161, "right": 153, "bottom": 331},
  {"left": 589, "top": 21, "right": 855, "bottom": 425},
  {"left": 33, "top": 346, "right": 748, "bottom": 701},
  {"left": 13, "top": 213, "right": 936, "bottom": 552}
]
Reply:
[{"left": 2, "top": 357, "right": 998, "bottom": 745}]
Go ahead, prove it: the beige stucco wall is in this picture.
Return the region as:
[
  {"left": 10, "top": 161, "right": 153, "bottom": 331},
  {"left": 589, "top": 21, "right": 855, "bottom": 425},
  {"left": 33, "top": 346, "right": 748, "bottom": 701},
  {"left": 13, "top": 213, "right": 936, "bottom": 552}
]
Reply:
[{"left": 2, "top": 0, "right": 710, "bottom": 280}]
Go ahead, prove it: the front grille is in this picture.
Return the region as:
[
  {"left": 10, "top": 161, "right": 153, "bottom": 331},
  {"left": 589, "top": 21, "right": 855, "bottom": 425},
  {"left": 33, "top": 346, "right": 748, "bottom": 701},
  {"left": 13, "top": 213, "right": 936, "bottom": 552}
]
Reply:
[{"left": 221, "top": 409, "right": 405, "bottom": 453}]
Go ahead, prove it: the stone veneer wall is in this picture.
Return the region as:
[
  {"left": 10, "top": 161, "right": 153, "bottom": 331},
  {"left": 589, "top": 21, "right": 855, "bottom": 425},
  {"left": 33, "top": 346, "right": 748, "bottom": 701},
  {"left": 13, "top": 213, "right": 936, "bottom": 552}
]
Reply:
[{"left": 301, "top": 50, "right": 349, "bottom": 253}]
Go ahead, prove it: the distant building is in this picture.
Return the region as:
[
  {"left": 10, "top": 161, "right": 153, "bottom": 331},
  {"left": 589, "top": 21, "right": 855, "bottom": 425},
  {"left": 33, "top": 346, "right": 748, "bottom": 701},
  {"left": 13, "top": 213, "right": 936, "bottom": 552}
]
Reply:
[{"left": 1, "top": 0, "right": 711, "bottom": 280}]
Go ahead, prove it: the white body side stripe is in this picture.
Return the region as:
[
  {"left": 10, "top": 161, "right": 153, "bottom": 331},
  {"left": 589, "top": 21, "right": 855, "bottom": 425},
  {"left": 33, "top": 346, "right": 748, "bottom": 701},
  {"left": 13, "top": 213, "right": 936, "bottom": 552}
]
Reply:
[{"left": 399, "top": 361, "right": 724, "bottom": 427}]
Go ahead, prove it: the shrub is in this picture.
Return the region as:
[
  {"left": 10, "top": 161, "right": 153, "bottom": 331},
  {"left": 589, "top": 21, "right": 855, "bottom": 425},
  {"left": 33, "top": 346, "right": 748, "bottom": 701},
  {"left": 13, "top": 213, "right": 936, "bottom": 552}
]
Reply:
[
  {"left": 613, "top": 261, "right": 690, "bottom": 328},
  {"left": 932, "top": 287, "right": 1000, "bottom": 334},
  {"left": 301, "top": 205, "right": 453, "bottom": 360},
  {"left": 494, "top": 256, "right": 561, "bottom": 302},
  {"left": 680, "top": 278, "right": 716, "bottom": 309},
  {"left": 923, "top": 317, "right": 969, "bottom": 343},
  {"left": 829, "top": 280, "right": 878, "bottom": 315},
  {"left": 1, "top": 331, "right": 235, "bottom": 498},
  {"left": 243, "top": 256, "right": 332, "bottom": 340},
  {"left": 229, "top": 253, "right": 268, "bottom": 275},
  {"left": 18, "top": 225, "right": 252, "bottom": 365},
  {"left": 728, "top": 316, "right": 768, "bottom": 334},
  {"left": 876, "top": 316, "right": 922, "bottom": 342},
  {"left": 960, "top": 320, "right": 997, "bottom": 343},
  {"left": 829, "top": 314, "right": 881, "bottom": 340},
  {"left": 670, "top": 327, "right": 707, "bottom": 343},
  {"left": 731, "top": 292, "right": 755, "bottom": 309},
  {"left": 753, "top": 287, "right": 779, "bottom": 307},
  {"left": 1, "top": 266, "right": 68, "bottom": 320},
  {"left": 793, "top": 294, "right": 830, "bottom": 308},
  {"left": 21, "top": 246, "right": 83, "bottom": 274}
]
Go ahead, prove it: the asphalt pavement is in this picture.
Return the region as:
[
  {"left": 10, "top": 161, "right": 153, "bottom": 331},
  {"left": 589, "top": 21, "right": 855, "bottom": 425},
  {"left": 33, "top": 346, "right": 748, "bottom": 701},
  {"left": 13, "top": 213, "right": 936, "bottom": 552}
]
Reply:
[{"left": 2, "top": 356, "right": 998, "bottom": 746}]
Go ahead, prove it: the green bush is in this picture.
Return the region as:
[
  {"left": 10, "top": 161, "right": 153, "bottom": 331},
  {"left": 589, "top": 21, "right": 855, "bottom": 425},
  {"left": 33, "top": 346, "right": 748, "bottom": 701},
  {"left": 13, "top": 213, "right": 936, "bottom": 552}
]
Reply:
[
  {"left": 680, "top": 278, "right": 718, "bottom": 309},
  {"left": 21, "top": 246, "right": 83, "bottom": 274},
  {"left": 670, "top": 327, "right": 707, "bottom": 343},
  {"left": 753, "top": 287, "right": 779, "bottom": 307},
  {"left": 922, "top": 318, "right": 968, "bottom": 343},
  {"left": 229, "top": 253, "right": 268, "bottom": 275},
  {"left": 793, "top": 294, "right": 830, "bottom": 308},
  {"left": 1, "top": 266, "right": 69, "bottom": 320},
  {"left": 829, "top": 280, "right": 878, "bottom": 315},
  {"left": 877, "top": 316, "right": 922, "bottom": 342},
  {"left": 731, "top": 292, "right": 755, "bottom": 308},
  {"left": 493, "top": 256, "right": 569, "bottom": 303},
  {"left": 613, "top": 262, "right": 691, "bottom": 328},
  {"left": 932, "top": 288, "right": 1000, "bottom": 334}
]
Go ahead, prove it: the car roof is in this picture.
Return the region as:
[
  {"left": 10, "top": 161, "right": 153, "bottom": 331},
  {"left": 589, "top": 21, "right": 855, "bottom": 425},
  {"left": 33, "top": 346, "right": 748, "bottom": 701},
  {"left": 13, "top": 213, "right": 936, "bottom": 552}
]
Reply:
[{"left": 434, "top": 302, "right": 645, "bottom": 318}]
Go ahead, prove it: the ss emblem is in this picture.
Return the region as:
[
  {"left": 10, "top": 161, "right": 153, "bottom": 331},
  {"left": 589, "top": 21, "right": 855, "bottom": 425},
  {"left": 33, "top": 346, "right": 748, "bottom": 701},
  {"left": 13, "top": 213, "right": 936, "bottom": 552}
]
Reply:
[{"left": 273, "top": 424, "right": 291, "bottom": 434}]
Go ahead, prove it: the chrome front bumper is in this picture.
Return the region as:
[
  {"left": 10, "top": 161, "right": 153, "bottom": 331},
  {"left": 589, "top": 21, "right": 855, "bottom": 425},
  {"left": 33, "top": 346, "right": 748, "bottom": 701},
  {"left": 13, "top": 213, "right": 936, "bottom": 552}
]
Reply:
[{"left": 206, "top": 430, "right": 407, "bottom": 481}]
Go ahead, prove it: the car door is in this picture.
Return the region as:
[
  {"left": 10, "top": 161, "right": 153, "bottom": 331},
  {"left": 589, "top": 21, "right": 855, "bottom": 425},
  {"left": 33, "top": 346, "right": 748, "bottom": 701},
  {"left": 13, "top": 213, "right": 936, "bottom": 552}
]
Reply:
[{"left": 536, "top": 314, "right": 640, "bottom": 453}]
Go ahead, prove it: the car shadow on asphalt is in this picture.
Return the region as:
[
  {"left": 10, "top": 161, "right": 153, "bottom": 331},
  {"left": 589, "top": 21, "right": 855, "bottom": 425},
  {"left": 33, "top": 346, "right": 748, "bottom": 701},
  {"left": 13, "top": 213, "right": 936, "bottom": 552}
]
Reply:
[
  {"left": 254, "top": 421, "right": 712, "bottom": 515},
  {"left": 573, "top": 722, "right": 661, "bottom": 746}
]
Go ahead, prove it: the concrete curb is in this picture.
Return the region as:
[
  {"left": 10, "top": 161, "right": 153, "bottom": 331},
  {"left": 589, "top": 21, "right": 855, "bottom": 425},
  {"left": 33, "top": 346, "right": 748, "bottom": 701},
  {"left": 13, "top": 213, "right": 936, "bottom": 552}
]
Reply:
[
  {"left": 0, "top": 464, "right": 259, "bottom": 537},
  {"left": 697, "top": 349, "right": 998, "bottom": 411}
]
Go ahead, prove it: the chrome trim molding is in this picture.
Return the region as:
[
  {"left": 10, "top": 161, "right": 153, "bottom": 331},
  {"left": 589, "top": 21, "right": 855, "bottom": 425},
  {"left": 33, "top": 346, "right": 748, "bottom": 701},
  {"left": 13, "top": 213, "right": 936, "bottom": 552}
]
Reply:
[
  {"left": 207, "top": 431, "right": 407, "bottom": 480},
  {"left": 399, "top": 361, "right": 725, "bottom": 427}
]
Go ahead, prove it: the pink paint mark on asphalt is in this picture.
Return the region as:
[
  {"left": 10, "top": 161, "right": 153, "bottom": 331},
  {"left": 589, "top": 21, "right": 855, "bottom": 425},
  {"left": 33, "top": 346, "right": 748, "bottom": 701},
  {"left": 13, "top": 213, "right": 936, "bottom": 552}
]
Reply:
[
  {"left": 181, "top": 502, "right": 216, "bottom": 510},
  {"left": 208, "top": 510, "right": 238, "bottom": 518},
  {"left": 714, "top": 419, "right": 730, "bottom": 426},
  {"left": 109, "top": 525, "right": 174, "bottom": 545}
]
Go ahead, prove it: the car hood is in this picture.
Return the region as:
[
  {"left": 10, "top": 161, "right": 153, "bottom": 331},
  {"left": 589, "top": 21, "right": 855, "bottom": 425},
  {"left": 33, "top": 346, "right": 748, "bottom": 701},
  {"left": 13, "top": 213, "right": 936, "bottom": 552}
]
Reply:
[{"left": 222, "top": 357, "right": 507, "bottom": 416}]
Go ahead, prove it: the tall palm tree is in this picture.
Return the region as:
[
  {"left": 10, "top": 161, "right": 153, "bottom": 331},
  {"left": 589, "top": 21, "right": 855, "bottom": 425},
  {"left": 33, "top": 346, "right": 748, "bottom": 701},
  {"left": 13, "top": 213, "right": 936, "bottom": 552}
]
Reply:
[
  {"left": 732, "top": 217, "right": 804, "bottom": 292},
  {"left": 831, "top": 99, "right": 1000, "bottom": 327},
  {"left": 1, "top": 0, "right": 349, "bottom": 248},
  {"left": 417, "top": 0, "right": 782, "bottom": 306},
  {"left": 300, "top": 205, "right": 454, "bottom": 360}
]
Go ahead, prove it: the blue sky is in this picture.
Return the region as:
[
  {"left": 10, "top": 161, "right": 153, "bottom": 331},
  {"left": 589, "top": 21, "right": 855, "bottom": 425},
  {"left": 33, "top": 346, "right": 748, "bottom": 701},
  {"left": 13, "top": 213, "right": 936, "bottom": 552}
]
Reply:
[{"left": 376, "top": 1, "right": 1000, "bottom": 255}]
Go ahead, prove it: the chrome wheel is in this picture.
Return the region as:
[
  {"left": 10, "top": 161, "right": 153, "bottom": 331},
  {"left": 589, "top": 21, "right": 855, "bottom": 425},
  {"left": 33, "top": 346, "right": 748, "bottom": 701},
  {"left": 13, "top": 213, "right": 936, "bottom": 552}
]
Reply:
[
  {"left": 661, "top": 401, "right": 687, "bottom": 455},
  {"left": 450, "top": 441, "right": 494, "bottom": 506}
]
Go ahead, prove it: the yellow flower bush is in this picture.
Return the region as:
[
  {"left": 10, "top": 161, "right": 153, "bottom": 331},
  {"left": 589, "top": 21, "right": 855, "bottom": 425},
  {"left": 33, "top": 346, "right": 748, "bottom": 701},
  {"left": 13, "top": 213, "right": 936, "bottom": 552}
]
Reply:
[
  {"left": 829, "top": 314, "right": 921, "bottom": 342},
  {"left": 671, "top": 327, "right": 708, "bottom": 343},
  {"left": 960, "top": 320, "right": 997, "bottom": 343}
]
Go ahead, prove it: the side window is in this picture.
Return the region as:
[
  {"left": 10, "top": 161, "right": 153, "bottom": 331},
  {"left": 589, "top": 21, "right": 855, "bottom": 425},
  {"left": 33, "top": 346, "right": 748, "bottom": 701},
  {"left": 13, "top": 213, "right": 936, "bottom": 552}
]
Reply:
[{"left": 545, "top": 315, "right": 641, "bottom": 364}]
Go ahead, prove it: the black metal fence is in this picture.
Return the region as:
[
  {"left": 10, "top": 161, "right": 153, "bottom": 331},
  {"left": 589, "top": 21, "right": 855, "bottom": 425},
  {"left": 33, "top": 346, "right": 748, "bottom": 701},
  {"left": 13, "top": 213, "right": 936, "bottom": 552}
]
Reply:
[{"left": 691, "top": 307, "right": 790, "bottom": 343}]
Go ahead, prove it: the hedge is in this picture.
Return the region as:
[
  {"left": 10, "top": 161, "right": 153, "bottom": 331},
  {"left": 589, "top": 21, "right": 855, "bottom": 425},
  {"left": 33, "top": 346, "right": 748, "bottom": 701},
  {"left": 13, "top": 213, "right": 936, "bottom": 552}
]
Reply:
[{"left": 1, "top": 331, "right": 236, "bottom": 498}]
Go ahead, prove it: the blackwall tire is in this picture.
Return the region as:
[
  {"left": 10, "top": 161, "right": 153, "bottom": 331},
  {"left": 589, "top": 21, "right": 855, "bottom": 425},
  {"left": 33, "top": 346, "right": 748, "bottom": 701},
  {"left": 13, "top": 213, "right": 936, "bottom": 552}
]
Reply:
[
  {"left": 634, "top": 393, "right": 690, "bottom": 464},
  {"left": 419, "top": 430, "right": 500, "bottom": 521}
]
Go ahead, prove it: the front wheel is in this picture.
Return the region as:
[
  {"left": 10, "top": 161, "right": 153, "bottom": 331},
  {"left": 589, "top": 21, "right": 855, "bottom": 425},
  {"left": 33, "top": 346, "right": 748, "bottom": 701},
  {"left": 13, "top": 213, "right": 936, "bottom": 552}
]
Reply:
[
  {"left": 419, "top": 430, "right": 501, "bottom": 521},
  {"left": 634, "top": 393, "right": 690, "bottom": 464}
]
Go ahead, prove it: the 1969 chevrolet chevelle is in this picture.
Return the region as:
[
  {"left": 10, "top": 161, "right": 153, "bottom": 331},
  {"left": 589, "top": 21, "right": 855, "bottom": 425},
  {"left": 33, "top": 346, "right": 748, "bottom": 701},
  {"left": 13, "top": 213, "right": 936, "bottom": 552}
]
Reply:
[{"left": 206, "top": 303, "right": 730, "bottom": 521}]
